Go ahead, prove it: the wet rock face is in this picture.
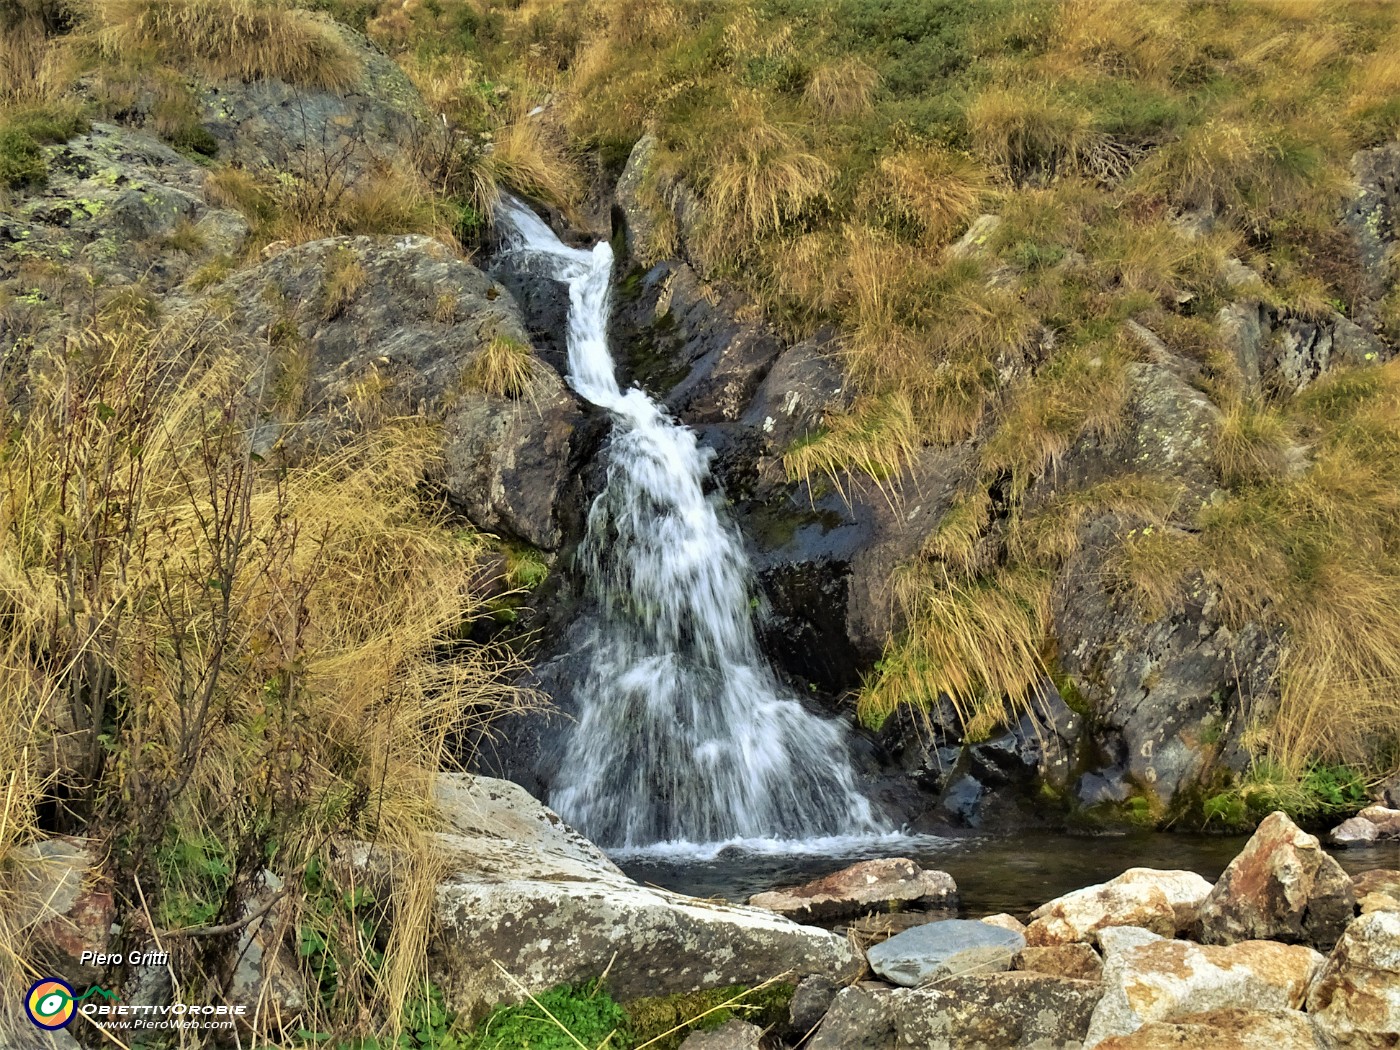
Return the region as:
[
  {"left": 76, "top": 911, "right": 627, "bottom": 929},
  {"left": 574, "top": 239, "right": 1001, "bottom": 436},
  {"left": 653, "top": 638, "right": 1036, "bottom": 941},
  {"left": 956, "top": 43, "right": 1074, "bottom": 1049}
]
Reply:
[
  {"left": 1051, "top": 516, "right": 1281, "bottom": 808},
  {"left": 426, "top": 775, "right": 863, "bottom": 1019},
  {"left": 1197, "top": 811, "right": 1357, "bottom": 950},
  {"left": 214, "top": 235, "right": 585, "bottom": 549}
]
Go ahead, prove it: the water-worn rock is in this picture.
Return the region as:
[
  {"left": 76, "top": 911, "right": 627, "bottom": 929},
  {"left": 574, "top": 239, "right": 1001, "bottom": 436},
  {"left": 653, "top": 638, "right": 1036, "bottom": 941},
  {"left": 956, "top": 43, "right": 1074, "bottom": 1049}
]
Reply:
[
  {"left": 981, "top": 913, "right": 1029, "bottom": 936},
  {"left": 426, "top": 775, "right": 862, "bottom": 1018},
  {"left": 1197, "top": 811, "right": 1356, "bottom": 950},
  {"left": 1331, "top": 805, "right": 1400, "bottom": 848},
  {"left": 1093, "top": 1009, "right": 1324, "bottom": 1049},
  {"left": 1015, "top": 943, "right": 1105, "bottom": 982},
  {"left": 809, "top": 974, "right": 1101, "bottom": 1050},
  {"left": 1085, "top": 937, "right": 1325, "bottom": 1048},
  {"left": 1305, "top": 911, "right": 1400, "bottom": 1046},
  {"left": 1354, "top": 871, "right": 1400, "bottom": 915},
  {"left": 1025, "top": 868, "right": 1212, "bottom": 945},
  {"left": 678, "top": 1020, "right": 764, "bottom": 1050},
  {"left": 748, "top": 858, "right": 956, "bottom": 921},
  {"left": 214, "top": 235, "right": 584, "bottom": 549},
  {"left": 866, "top": 918, "right": 1025, "bottom": 987}
]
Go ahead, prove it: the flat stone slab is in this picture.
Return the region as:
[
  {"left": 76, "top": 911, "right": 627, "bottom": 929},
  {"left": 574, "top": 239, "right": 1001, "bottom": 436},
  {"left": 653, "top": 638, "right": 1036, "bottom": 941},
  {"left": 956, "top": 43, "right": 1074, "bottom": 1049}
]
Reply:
[
  {"left": 866, "top": 918, "right": 1025, "bottom": 987},
  {"left": 749, "top": 857, "right": 957, "bottom": 921}
]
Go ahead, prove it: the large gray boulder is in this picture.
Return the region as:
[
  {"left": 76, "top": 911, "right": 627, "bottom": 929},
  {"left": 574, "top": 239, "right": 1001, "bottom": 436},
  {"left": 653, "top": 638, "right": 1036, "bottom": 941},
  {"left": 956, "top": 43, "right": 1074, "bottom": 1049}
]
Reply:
[
  {"left": 214, "top": 234, "right": 584, "bottom": 548},
  {"left": 809, "top": 974, "right": 1102, "bottom": 1050},
  {"left": 426, "top": 775, "right": 863, "bottom": 1019}
]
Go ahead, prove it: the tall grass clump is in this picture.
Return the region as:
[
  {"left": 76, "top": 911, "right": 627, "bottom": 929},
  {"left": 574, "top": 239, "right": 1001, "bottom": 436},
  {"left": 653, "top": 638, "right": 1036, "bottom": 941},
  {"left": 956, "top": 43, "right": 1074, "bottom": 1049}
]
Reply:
[
  {"left": 96, "top": 0, "right": 361, "bottom": 91},
  {"left": 0, "top": 314, "right": 535, "bottom": 1041}
]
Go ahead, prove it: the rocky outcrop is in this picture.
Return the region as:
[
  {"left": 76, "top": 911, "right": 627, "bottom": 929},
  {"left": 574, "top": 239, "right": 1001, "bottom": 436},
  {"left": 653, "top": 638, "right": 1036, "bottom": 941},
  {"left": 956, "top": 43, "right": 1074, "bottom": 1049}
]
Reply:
[
  {"left": 1085, "top": 931, "right": 1325, "bottom": 1047},
  {"left": 1305, "top": 910, "right": 1400, "bottom": 1046},
  {"left": 0, "top": 121, "right": 248, "bottom": 327},
  {"left": 1197, "top": 811, "right": 1356, "bottom": 950},
  {"left": 1015, "top": 943, "right": 1105, "bottom": 982},
  {"left": 865, "top": 919, "right": 1025, "bottom": 987},
  {"left": 213, "top": 235, "right": 585, "bottom": 549},
  {"left": 747, "top": 858, "right": 956, "bottom": 922},
  {"left": 1345, "top": 142, "right": 1400, "bottom": 300},
  {"left": 425, "top": 775, "right": 863, "bottom": 1019},
  {"left": 1026, "top": 868, "right": 1212, "bottom": 945},
  {"left": 1051, "top": 514, "right": 1281, "bottom": 809}
]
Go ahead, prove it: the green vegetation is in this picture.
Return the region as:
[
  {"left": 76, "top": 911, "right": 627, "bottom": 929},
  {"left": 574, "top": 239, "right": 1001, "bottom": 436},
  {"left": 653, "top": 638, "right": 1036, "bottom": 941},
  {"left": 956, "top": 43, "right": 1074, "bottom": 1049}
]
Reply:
[{"left": 1203, "top": 762, "right": 1370, "bottom": 830}]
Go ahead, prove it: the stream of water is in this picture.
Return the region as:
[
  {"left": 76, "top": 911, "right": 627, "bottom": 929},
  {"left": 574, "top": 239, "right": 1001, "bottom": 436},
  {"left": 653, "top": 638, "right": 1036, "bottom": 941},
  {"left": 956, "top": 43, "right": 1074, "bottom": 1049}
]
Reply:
[{"left": 495, "top": 200, "right": 886, "bottom": 849}]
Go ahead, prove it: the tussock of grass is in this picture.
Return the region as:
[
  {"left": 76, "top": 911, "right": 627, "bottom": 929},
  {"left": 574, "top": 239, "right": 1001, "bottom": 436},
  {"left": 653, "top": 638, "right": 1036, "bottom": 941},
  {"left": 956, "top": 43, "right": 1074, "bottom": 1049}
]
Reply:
[
  {"left": 1215, "top": 403, "right": 1293, "bottom": 488},
  {"left": 782, "top": 392, "right": 920, "bottom": 506},
  {"left": 467, "top": 334, "right": 535, "bottom": 399},
  {"left": 96, "top": 0, "right": 361, "bottom": 92},
  {"left": 803, "top": 57, "right": 878, "bottom": 118}
]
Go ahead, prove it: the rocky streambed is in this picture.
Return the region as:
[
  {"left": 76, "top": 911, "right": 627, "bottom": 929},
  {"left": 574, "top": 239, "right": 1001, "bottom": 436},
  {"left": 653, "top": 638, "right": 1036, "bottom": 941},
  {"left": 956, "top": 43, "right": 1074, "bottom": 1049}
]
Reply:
[{"left": 17, "top": 777, "right": 1400, "bottom": 1049}]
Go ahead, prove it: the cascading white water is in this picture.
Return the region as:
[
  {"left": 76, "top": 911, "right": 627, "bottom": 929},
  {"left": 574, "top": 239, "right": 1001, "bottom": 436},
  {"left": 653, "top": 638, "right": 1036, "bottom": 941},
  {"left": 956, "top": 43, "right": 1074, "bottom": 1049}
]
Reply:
[{"left": 496, "top": 199, "right": 886, "bottom": 848}]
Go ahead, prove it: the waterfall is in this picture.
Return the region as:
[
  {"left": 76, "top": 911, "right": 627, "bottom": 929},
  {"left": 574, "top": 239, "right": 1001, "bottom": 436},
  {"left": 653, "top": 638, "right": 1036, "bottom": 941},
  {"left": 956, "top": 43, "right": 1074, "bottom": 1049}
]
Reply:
[{"left": 496, "top": 200, "right": 885, "bottom": 848}]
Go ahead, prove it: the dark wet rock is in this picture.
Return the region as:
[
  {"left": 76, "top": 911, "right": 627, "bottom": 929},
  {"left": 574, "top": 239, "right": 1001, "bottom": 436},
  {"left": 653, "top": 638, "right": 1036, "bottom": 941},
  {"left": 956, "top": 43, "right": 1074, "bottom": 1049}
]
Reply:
[
  {"left": 427, "top": 775, "right": 862, "bottom": 1019},
  {"left": 1051, "top": 515, "right": 1282, "bottom": 808},
  {"left": 935, "top": 774, "right": 986, "bottom": 827},
  {"left": 488, "top": 246, "right": 573, "bottom": 376},
  {"left": 1198, "top": 811, "right": 1356, "bottom": 950},
  {"left": 1076, "top": 768, "right": 1132, "bottom": 807},
  {"left": 614, "top": 260, "right": 785, "bottom": 424},
  {"left": 748, "top": 858, "right": 956, "bottom": 921},
  {"left": 213, "top": 234, "right": 584, "bottom": 548},
  {"left": 866, "top": 918, "right": 1025, "bottom": 987}
]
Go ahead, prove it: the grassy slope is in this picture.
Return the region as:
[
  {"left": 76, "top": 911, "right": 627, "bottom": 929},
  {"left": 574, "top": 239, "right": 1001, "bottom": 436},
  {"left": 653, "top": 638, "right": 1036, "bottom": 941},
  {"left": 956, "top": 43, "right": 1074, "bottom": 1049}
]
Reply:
[{"left": 412, "top": 0, "right": 1400, "bottom": 795}]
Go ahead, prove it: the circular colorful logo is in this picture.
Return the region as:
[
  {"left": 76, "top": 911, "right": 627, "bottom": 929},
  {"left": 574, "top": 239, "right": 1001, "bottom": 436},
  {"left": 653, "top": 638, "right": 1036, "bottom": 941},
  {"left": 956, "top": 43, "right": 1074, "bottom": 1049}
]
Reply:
[{"left": 26, "top": 978, "right": 75, "bottom": 1029}]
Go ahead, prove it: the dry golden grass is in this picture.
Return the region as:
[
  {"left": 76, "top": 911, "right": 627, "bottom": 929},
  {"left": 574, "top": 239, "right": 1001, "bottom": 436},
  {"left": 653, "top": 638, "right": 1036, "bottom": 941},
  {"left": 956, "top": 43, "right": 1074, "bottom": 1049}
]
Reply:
[
  {"left": 803, "top": 57, "right": 879, "bottom": 118},
  {"left": 0, "top": 315, "right": 537, "bottom": 1041},
  {"left": 696, "top": 92, "right": 832, "bottom": 261},
  {"left": 860, "top": 148, "right": 985, "bottom": 248},
  {"left": 488, "top": 104, "right": 582, "bottom": 213},
  {"left": 467, "top": 334, "right": 535, "bottom": 399},
  {"left": 782, "top": 392, "right": 920, "bottom": 506},
  {"left": 96, "top": 0, "right": 361, "bottom": 92},
  {"left": 968, "top": 84, "right": 1093, "bottom": 182},
  {"left": 1215, "top": 402, "right": 1292, "bottom": 488},
  {"left": 858, "top": 566, "right": 1050, "bottom": 732}
]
